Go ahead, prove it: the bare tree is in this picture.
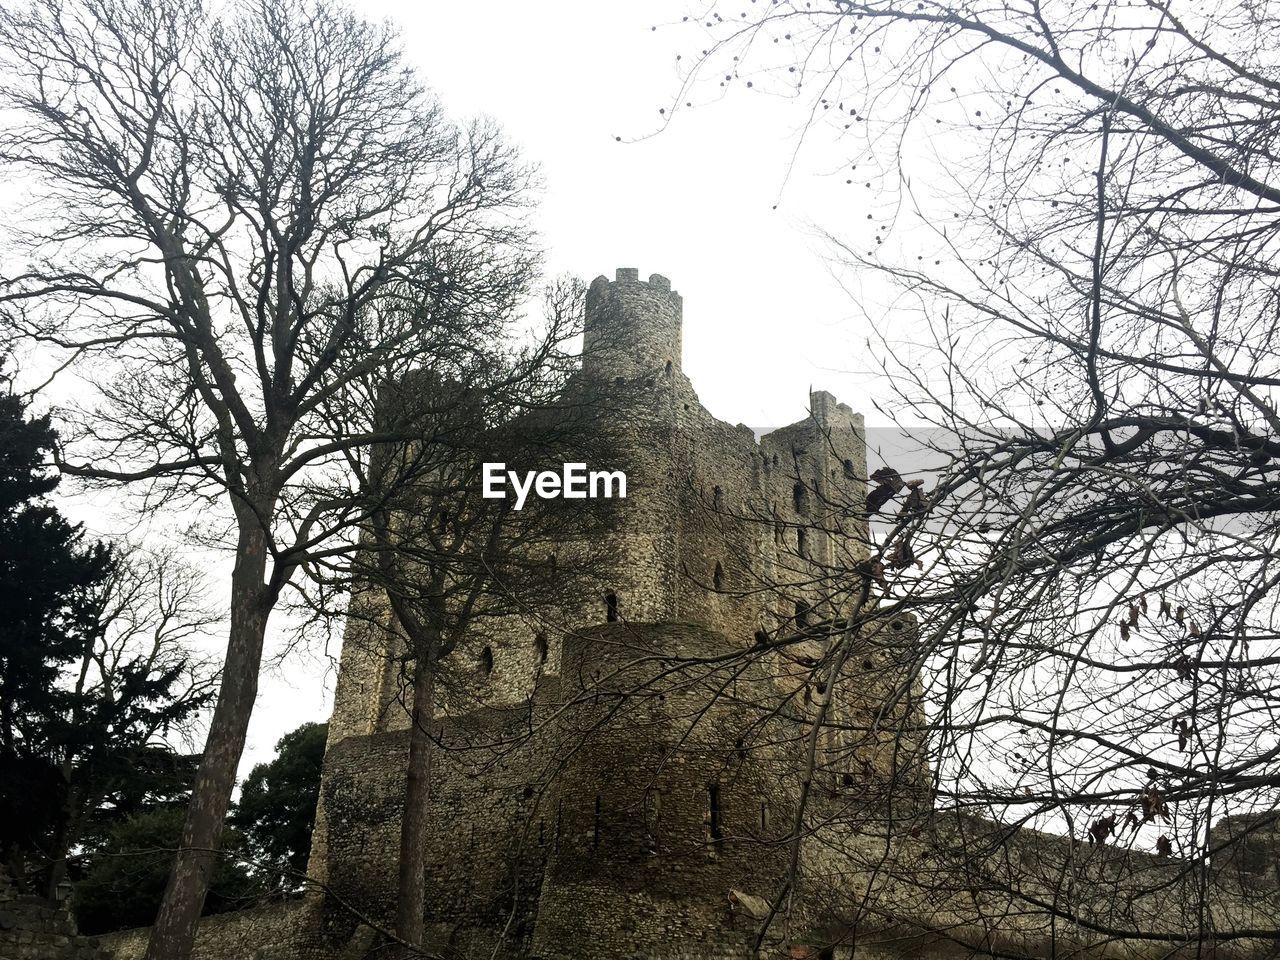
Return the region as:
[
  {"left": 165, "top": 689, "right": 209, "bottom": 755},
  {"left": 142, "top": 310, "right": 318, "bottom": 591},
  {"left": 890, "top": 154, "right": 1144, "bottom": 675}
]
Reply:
[
  {"left": 48, "top": 545, "right": 220, "bottom": 901},
  {"left": 0, "top": 0, "right": 553, "bottom": 956},
  {"left": 663, "top": 1, "right": 1280, "bottom": 954},
  {"left": 300, "top": 279, "right": 624, "bottom": 956}
]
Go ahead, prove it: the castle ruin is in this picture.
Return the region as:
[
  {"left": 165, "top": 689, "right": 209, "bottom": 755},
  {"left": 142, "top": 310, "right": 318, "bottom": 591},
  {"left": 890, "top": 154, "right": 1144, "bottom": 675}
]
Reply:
[{"left": 98, "top": 270, "right": 1280, "bottom": 960}]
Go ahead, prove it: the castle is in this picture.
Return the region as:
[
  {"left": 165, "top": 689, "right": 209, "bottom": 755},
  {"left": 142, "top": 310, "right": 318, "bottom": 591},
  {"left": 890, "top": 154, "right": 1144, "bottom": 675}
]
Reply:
[{"left": 96, "top": 270, "right": 1279, "bottom": 960}]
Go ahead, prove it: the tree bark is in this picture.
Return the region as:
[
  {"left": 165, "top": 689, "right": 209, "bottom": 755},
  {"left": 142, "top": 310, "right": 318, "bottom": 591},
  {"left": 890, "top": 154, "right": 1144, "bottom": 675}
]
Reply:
[
  {"left": 394, "top": 657, "right": 435, "bottom": 958},
  {"left": 143, "top": 524, "right": 271, "bottom": 960}
]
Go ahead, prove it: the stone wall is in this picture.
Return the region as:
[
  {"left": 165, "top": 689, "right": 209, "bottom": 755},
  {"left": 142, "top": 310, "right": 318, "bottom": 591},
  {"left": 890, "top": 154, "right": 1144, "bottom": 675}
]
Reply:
[
  {"left": 94, "top": 267, "right": 1280, "bottom": 960},
  {"left": 96, "top": 900, "right": 323, "bottom": 960},
  {"left": 0, "top": 867, "right": 105, "bottom": 960}
]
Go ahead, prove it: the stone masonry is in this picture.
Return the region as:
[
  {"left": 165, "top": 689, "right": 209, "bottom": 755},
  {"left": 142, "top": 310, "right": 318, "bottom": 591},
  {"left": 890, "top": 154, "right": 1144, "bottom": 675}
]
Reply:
[{"left": 97, "top": 270, "right": 1279, "bottom": 960}]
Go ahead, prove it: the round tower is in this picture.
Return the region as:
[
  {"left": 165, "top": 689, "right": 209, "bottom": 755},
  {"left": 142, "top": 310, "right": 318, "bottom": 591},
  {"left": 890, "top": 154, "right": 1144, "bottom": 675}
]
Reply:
[{"left": 582, "top": 268, "right": 683, "bottom": 380}]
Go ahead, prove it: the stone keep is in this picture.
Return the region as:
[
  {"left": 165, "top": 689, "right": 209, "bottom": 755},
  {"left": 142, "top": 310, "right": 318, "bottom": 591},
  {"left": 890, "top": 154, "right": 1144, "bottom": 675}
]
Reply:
[
  {"left": 100, "top": 269, "right": 1275, "bottom": 960},
  {"left": 303, "top": 268, "right": 919, "bottom": 959}
]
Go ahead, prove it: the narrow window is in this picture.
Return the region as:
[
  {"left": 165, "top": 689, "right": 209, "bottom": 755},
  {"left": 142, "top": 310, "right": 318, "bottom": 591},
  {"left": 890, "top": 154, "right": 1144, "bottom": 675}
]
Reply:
[
  {"left": 772, "top": 453, "right": 779, "bottom": 467},
  {"left": 843, "top": 458, "right": 856, "bottom": 479},
  {"left": 797, "top": 527, "right": 807, "bottom": 558},
  {"left": 605, "top": 592, "right": 619, "bottom": 623},
  {"left": 708, "top": 784, "right": 724, "bottom": 850},
  {"left": 664, "top": 359, "right": 673, "bottom": 377},
  {"left": 712, "top": 484, "right": 723, "bottom": 508},
  {"left": 792, "top": 481, "right": 807, "bottom": 512},
  {"left": 713, "top": 561, "right": 724, "bottom": 592},
  {"left": 795, "top": 601, "right": 810, "bottom": 628},
  {"left": 760, "top": 802, "right": 770, "bottom": 833},
  {"left": 481, "top": 645, "right": 494, "bottom": 674},
  {"left": 644, "top": 790, "right": 661, "bottom": 853},
  {"left": 754, "top": 629, "right": 769, "bottom": 646},
  {"left": 535, "top": 631, "right": 548, "bottom": 664},
  {"left": 593, "top": 795, "right": 602, "bottom": 850}
]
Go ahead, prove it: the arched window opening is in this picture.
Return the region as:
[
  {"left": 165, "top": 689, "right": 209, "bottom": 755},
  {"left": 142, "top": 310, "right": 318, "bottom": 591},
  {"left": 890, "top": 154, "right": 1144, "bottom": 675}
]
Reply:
[
  {"left": 795, "top": 601, "right": 810, "bottom": 628},
  {"left": 707, "top": 784, "right": 724, "bottom": 850},
  {"left": 712, "top": 484, "right": 723, "bottom": 508},
  {"left": 819, "top": 947, "right": 835, "bottom": 960},
  {"left": 664, "top": 359, "right": 673, "bottom": 377},
  {"left": 605, "top": 592, "right": 619, "bottom": 623},
  {"left": 480, "top": 645, "right": 494, "bottom": 675},
  {"left": 797, "top": 527, "right": 808, "bottom": 558},
  {"left": 713, "top": 561, "right": 724, "bottom": 592},
  {"left": 792, "top": 481, "right": 807, "bottom": 513},
  {"left": 772, "top": 453, "right": 779, "bottom": 467},
  {"left": 843, "top": 458, "right": 856, "bottom": 479},
  {"left": 535, "top": 631, "right": 549, "bottom": 664},
  {"left": 754, "top": 628, "right": 769, "bottom": 646},
  {"left": 760, "top": 802, "right": 770, "bottom": 832}
]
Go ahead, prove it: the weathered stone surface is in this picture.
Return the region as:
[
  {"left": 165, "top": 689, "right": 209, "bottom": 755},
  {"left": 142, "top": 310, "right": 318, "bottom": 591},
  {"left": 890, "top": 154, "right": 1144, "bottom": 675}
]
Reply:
[
  {"left": 96, "top": 269, "right": 1280, "bottom": 960},
  {"left": 0, "top": 868, "right": 108, "bottom": 960}
]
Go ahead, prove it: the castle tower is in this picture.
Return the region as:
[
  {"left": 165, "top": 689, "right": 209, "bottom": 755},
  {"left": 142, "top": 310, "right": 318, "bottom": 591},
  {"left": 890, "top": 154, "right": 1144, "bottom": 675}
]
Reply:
[
  {"left": 582, "top": 268, "right": 683, "bottom": 380},
  {"left": 303, "top": 267, "right": 924, "bottom": 960}
]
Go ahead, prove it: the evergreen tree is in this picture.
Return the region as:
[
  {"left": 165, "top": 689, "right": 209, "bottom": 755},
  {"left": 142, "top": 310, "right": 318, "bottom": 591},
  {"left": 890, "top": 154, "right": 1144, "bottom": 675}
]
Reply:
[
  {"left": 232, "top": 722, "right": 327, "bottom": 892},
  {"left": 0, "top": 388, "right": 217, "bottom": 897},
  {"left": 75, "top": 806, "right": 258, "bottom": 935},
  {"left": 0, "top": 390, "right": 113, "bottom": 883}
]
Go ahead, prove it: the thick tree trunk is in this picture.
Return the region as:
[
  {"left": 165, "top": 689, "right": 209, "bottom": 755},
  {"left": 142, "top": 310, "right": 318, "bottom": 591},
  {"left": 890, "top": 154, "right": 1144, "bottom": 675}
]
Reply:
[
  {"left": 394, "top": 659, "right": 435, "bottom": 957},
  {"left": 143, "top": 525, "right": 271, "bottom": 960}
]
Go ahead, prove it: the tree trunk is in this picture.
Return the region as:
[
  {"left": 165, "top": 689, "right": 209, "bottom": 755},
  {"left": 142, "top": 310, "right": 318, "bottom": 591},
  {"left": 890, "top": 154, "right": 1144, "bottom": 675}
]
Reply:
[
  {"left": 394, "top": 658, "right": 435, "bottom": 957},
  {"left": 44, "top": 775, "right": 80, "bottom": 901},
  {"left": 143, "top": 524, "right": 271, "bottom": 960}
]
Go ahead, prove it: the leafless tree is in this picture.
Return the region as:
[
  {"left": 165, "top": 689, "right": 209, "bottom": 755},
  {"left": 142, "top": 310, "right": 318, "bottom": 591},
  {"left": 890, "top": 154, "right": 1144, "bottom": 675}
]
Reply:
[
  {"left": 664, "top": 1, "right": 1280, "bottom": 954},
  {"left": 0, "top": 0, "right": 554, "bottom": 955},
  {"left": 297, "top": 279, "right": 626, "bottom": 956}
]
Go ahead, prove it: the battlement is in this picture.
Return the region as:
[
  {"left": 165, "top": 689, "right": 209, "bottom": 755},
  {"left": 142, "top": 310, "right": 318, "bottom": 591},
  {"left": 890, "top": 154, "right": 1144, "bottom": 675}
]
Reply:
[{"left": 589, "top": 267, "right": 679, "bottom": 298}]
